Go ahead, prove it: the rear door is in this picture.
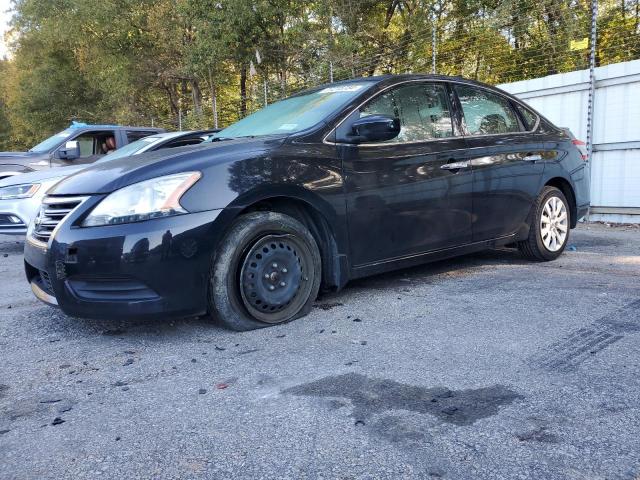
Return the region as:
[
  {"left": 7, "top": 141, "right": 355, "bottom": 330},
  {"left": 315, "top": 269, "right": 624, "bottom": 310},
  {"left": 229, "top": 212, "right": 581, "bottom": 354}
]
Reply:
[
  {"left": 340, "top": 81, "right": 473, "bottom": 267},
  {"left": 453, "top": 84, "right": 547, "bottom": 242}
]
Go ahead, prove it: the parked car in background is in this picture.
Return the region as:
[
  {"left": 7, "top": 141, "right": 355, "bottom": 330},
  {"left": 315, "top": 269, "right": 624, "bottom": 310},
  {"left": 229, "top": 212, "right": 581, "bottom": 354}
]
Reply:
[
  {"left": 0, "top": 130, "right": 217, "bottom": 235},
  {"left": 23, "top": 75, "right": 589, "bottom": 330},
  {"left": 101, "top": 129, "right": 220, "bottom": 162},
  {"left": 0, "top": 122, "right": 165, "bottom": 180}
]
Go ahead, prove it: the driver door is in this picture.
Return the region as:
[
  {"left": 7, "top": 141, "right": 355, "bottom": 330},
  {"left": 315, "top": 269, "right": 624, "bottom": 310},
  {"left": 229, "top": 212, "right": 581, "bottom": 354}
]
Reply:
[
  {"left": 339, "top": 82, "right": 473, "bottom": 267},
  {"left": 52, "top": 130, "right": 116, "bottom": 166}
]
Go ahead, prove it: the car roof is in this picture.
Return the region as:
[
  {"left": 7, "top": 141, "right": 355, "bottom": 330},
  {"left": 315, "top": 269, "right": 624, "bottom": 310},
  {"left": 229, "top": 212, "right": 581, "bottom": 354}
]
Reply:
[
  {"left": 67, "top": 122, "right": 164, "bottom": 132},
  {"left": 142, "top": 130, "right": 217, "bottom": 141},
  {"left": 294, "top": 73, "right": 539, "bottom": 119},
  {"left": 323, "top": 73, "right": 483, "bottom": 85},
  {"left": 298, "top": 73, "right": 512, "bottom": 98}
]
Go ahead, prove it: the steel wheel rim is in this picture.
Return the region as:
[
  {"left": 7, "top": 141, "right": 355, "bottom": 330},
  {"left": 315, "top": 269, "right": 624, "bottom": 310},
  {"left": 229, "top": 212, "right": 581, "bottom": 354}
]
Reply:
[
  {"left": 239, "top": 234, "right": 312, "bottom": 323},
  {"left": 540, "top": 196, "right": 568, "bottom": 252}
]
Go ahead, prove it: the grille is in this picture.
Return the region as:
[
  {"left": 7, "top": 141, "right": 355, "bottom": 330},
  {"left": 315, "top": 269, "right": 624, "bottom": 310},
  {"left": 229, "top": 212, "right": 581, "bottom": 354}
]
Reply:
[
  {"left": 39, "top": 270, "right": 54, "bottom": 294},
  {"left": 32, "top": 196, "right": 86, "bottom": 242},
  {"left": 68, "top": 277, "right": 160, "bottom": 301}
]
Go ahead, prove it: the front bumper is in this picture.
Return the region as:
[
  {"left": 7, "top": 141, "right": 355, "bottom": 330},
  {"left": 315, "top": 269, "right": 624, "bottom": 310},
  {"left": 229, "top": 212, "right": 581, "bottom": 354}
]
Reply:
[
  {"left": 24, "top": 198, "right": 224, "bottom": 320},
  {"left": 0, "top": 180, "right": 59, "bottom": 236},
  {"left": 0, "top": 196, "right": 40, "bottom": 235}
]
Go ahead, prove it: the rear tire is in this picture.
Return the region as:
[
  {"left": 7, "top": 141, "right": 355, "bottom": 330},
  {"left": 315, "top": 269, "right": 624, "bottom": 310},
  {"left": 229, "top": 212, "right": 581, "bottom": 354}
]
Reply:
[
  {"left": 209, "top": 211, "right": 321, "bottom": 331},
  {"left": 518, "top": 186, "right": 570, "bottom": 261}
]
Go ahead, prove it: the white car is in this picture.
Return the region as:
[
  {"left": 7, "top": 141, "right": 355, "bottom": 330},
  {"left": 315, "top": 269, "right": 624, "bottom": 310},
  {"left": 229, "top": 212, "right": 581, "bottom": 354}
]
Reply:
[{"left": 0, "top": 130, "right": 217, "bottom": 235}]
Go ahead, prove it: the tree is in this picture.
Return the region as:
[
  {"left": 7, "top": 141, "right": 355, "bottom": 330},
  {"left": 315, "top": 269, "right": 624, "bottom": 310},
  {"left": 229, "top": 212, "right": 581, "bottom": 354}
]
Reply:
[{"left": 1, "top": 0, "right": 639, "bottom": 149}]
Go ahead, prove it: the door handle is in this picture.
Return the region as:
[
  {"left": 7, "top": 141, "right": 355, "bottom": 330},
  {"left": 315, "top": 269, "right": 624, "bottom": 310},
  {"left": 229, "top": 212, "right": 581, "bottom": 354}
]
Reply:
[
  {"left": 523, "top": 154, "right": 542, "bottom": 162},
  {"left": 469, "top": 156, "right": 496, "bottom": 166},
  {"left": 440, "top": 160, "right": 470, "bottom": 170}
]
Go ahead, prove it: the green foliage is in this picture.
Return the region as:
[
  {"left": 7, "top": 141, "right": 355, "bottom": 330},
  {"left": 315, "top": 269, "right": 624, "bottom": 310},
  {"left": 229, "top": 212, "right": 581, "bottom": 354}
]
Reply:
[
  {"left": 0, "top": 60, "right": 13, "bottom": 150},
  {"left": 0, "top": 0, "right": 638, "bottom": 149}
]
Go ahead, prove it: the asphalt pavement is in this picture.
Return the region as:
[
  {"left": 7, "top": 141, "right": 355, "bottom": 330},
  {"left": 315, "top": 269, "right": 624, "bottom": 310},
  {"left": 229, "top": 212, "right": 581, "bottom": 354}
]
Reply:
[{"left": 0, "top": 223, "right": 639, "bottom": 479}]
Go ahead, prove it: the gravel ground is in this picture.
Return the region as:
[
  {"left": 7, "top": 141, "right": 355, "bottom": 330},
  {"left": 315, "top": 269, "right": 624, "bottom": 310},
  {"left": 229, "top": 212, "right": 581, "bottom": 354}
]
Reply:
[{"left": 0, "top": 223, "right": 639, "bottom": 480}]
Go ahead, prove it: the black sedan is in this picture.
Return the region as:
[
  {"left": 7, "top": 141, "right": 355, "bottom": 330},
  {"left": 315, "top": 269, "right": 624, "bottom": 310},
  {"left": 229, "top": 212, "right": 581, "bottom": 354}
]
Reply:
[{"left": 24, "top": 75, "right": 590, "bottom": 330}]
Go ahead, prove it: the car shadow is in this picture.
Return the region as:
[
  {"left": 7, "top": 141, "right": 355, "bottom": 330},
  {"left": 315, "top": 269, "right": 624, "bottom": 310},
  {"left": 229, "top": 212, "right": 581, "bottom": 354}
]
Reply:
[
  {"left": 319, "top": 247, "right": 531, "bottom": 298},
  {"left": 0, "top": 237, "right": 25, "bottom": 255},
  {"left": 32, "top": 248, "right": 533, "bottom": 337},
  {"left": 29, "top": 302, "right": 226, "bottom": 340},
  {"left": 71, "top": 313, "right": 229, "bottom": 339}
]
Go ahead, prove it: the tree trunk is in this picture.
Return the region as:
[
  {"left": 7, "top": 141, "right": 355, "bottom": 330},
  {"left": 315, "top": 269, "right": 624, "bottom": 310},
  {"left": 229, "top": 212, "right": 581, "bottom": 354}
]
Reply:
[
  {"left": 240, "top": 64, "right": 248, "bottom": 117},
  {"left": 163, "top": 82, "right": 179, "bottom": 119},
  {"left": 280, "top": 70, "right": 286, "bottom": 97},
  {"left": 208, "top": 68, "right": 218, "bottom": 129},
  {"left": 190, "top": 78, "right": 203, "bottom": 118}
]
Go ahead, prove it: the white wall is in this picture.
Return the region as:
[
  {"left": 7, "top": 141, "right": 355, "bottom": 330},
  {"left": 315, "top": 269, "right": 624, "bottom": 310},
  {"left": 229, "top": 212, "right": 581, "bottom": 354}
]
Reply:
[{"left": 498, "top": 59, "right": 640, "bottom": 223}]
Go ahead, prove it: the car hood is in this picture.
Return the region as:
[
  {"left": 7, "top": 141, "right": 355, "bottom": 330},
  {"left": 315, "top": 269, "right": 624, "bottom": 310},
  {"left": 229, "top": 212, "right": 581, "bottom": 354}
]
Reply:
[
  {"left": 0, "top": 151, "right": 50, "bottom": 170},
  {"left": 0, "top": 164, "right": 85, "bottom": 187},
  {"left": 0, "top": 151, "right": 44, "bottom": 163},
  {"left": 49, "top": 136, "right": 287, "bottom": 195},
  {"left": 0, "top": 151, "right": 38, "bottom": 158}
]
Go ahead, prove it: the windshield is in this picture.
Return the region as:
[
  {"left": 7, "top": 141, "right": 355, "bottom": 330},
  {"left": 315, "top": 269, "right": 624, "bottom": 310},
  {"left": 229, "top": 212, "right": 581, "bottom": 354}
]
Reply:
[
  {"left": 213, "top": 82, "right": 373, "bottom": 139},
  {"left": 29, "top": 129, "right": 74, "bottom": 153},
  {"left": 97, "top": 136, "right": 159, "bottom": 162}
]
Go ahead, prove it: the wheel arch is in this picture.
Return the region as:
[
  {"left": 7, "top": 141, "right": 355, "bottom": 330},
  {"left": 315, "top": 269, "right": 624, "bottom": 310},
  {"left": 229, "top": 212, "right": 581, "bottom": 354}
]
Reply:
[
  {"left": 239, "top": 196, "right": 345, "bottom": 291},
  {"left": 213, "top": 186, "right": 349, "bottom": 291},
  {"left": 544, "top": 177, "right": 577, "bottom": 228}
]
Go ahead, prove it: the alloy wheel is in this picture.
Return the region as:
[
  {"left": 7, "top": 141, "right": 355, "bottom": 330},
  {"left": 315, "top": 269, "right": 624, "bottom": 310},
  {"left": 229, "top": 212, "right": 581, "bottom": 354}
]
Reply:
[{"left": 540, "top": 196, "right": 568, "bottom": 252}]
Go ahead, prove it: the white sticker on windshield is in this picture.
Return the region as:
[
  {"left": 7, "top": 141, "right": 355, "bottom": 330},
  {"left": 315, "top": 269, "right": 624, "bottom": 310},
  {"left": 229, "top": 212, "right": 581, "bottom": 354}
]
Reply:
[
  {"left": 318, "top": 85, "right": 364, "bottom": 94},
  {"left": 278, "top": 124, "right": 298, "bottom": 130}
]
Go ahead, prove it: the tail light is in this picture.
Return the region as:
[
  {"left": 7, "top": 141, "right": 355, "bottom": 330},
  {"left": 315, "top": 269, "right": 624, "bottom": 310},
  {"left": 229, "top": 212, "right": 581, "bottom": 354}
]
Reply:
[{"left": 572, "top": 139, "right": 588, "bottom": 161}]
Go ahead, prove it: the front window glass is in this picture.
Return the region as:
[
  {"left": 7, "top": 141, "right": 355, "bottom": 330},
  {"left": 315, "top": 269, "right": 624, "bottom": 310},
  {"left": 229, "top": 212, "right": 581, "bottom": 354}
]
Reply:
[
  {"left": 29, "top": 129, "right": 73, "bottom": 153},
  {"left": 213, "top": 82, "right": 373, "bottom": 139},
  {"left": 67, "top": 131, "right": 116, "bottom": 157},
  {"left": 360, "top": 83, "right": 454, "bottom": 142},
  {"left": 75, "top": 133, "right": 96, "bottom": 157},
  {"left": 455, "top": 86, "right": 520, "bottom": 135}
]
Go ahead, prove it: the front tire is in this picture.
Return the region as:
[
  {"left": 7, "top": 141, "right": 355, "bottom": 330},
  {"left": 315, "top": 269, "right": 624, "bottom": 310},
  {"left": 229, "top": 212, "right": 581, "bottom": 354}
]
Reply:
[
  {"left": 209, "top": 211, "right": 321, "bottom": 331},
  {"left": 518, "top": 186, "right": 570, "bottom": 261}
]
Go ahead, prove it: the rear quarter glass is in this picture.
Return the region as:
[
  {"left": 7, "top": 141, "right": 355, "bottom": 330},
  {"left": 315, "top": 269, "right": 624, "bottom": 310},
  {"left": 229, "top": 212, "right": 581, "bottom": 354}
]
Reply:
[{"left": 515, "top": 103, "right": 538, "bottom": 130}]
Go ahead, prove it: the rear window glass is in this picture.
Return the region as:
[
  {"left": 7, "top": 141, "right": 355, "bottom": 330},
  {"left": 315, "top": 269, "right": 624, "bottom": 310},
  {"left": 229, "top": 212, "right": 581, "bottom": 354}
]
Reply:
[{"left": 126, "top": 131, "right": 156, "bottom": 142}]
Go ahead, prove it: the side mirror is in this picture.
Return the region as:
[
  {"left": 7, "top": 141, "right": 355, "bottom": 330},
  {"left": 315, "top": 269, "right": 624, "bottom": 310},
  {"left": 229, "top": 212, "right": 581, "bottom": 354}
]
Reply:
[
  {"left": 349, "top": 114, "right": 400, "bottom": 143},
  {"left": 56, "top": 140, "right": 80, "bottom": 160}
]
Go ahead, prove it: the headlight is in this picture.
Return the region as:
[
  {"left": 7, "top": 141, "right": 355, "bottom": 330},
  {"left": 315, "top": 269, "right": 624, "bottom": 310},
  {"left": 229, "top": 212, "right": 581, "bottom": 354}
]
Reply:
[
  {"left": 0, "top": 183, "right": 41, "bottom": 200},
  {"left": 82, "top": 172, "right": 201, "bottom": 227}
]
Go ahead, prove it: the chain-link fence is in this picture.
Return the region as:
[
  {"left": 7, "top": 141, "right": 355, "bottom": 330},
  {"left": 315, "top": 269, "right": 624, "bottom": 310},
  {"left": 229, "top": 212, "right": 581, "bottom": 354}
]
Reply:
[{"left": 116, "top": 0, "right": 639, "bottom": 134}]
